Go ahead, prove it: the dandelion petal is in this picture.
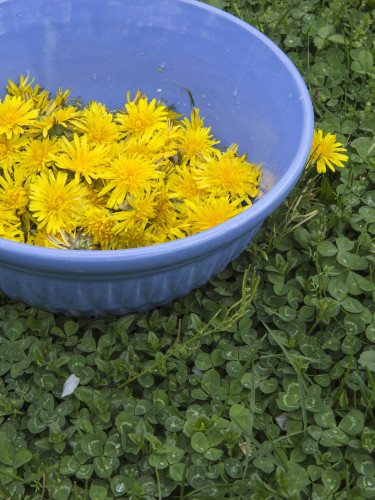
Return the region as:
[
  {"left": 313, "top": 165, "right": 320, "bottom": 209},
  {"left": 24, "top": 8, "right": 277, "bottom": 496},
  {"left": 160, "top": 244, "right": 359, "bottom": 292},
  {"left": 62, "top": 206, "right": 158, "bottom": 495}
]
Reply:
[{"left": 61, "top": 374, "right": 80, "bottom": 397}]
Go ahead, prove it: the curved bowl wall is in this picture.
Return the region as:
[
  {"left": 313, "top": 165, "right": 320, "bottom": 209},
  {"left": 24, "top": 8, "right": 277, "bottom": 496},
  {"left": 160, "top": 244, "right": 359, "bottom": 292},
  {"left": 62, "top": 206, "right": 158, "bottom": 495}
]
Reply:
[{"left": 0, "top": 0, "right": 314, "bottom": 316}]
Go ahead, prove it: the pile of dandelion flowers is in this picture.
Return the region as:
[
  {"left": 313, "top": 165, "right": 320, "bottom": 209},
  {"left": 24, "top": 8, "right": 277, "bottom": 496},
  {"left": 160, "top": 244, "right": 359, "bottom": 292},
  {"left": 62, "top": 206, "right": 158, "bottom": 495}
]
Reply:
[
  {"left": 310, "top": 129, "right": 348, "bottom": 174},
  {"left": 29, "top": 170, "right": 88, "bottom": 234},
  {"left": 0, "top": 76, "right": 264, "bottom": 249}
]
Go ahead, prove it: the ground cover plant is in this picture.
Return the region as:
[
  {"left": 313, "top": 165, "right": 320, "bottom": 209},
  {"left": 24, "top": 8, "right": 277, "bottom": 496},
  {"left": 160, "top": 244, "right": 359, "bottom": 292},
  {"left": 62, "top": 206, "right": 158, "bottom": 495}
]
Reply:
[{"left": 0, "top": 0, "right": 374, "bottom": 498}]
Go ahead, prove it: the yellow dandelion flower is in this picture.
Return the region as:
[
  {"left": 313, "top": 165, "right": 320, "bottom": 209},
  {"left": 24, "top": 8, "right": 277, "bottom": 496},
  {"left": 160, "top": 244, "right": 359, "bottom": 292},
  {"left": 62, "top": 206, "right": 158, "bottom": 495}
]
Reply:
[
  {"left": 99, "top": 154, "right": 159, "bottom": 208},
  {"left": 7, "top": 74, "right": 47, "bottom": 96},
  {"left": 56, "top": 134, "right": 110, "bottom": 183},
  {"left": 7, "top": 75, "right": 34, "bottom": 93},
  {"left": 195, "top": 146, "right": 261, "bottom": 203},
  {"left": 0, "top": 202, "right": 24, "bottom": 242},
  {"left": 106, "top": 141, "right": 127, "bottom": 162},
  {"left": 112, "top": 189, "right": 158, "bottom": 233},
  {"left": 169, "top": 163, "right": 207, "bottom": 200},
  {"left": 0, "top": 222, "right": 24, "bottom": 243},
  {"left": 28, "top": 106, "right": 82, "bottom": 138},
  {"left": 185, "top": 196, "right": 247, "bottom": 234},
  {"left": 54, "top": 87, "right": 72, "bottom": 107},
  {"left": 28, "top": 91, "right": 52, "bottom": 115},
  {"left": 30, "top": 229, "right": 59, "bottom": 248},
  {"left": 0, "top": 95, "right": 39, "bottom": 139},
  {"left": 148, "top": 222, "right": 188, "bottom": 243},
  {"left": 75, "top": 102, "right": 120, "bottom": 145},
  {"left": 0, "top": 167, "right": 29, "bottom": 215},
  {"left": 310, "top": 129, "right": 349, "bottom": 174},
  {"left": 0, "top": 133, "right": 28, "bottom": 172},
  {"left": 7, "top": 76, "right": 51, "bottom": 112},
  {"left": 113, "top": 225, "right": 156, "bottom": 249},
  {"left": 116, "top": 94, "right": 169, "bottom": 137},
  {"left": 18, "top": 136, "right": 60, "bottom": 179},
  {"left": 83, "top": 205, "right": 115, "bottom": 249},
  {"left": 85, "top": 183, "right": 108, "bottom": 208},
  {"left": 177, "top": 108, "right": 219, "bottom": 160},
  {"left": 29, "top": 170, "right": 88, "bottom": 234},
  {"left": 150, "top": 185, "right": 177, "bottom": 227},
  {"left": 123, "top": 129, "right": 175, "bottom": 161}
]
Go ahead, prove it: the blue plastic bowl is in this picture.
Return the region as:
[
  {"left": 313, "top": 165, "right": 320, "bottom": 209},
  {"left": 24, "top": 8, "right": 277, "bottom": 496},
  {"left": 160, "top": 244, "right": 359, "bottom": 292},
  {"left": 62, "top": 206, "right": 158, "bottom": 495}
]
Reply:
[{"left": 0, "top": 0, "right": 313, "bottom": 316}]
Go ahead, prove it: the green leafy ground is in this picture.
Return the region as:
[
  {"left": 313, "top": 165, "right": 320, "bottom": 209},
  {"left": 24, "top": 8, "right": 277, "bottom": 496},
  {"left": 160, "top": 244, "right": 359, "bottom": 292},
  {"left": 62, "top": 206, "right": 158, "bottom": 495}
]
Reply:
[{"left": 1, "top": 0, "right": 375, "bottom": 498}]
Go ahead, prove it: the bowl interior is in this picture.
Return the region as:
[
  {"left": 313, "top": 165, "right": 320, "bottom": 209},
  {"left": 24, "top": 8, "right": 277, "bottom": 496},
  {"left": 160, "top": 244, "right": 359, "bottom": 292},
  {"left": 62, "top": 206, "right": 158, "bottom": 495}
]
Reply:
[{"left": 1, "top": 0, "right": 312, "bottom": 187}]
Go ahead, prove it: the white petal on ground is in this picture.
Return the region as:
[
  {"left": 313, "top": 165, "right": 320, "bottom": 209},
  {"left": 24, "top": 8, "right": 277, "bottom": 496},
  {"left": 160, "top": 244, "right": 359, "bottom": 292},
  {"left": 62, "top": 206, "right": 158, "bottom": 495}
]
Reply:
[
  {"left": 275, "top": 412, "right": 289, "bottom": 431},
  {"left": 61, "top": 374, "right": 80, "bottom": 397}
]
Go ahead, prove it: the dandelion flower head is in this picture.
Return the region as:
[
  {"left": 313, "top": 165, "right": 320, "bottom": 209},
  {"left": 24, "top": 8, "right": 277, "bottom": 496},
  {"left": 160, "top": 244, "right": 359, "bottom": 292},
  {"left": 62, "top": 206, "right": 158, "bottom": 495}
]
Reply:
[
  {"left": 0, "top": 95, "right": 39, "bottom": 139},
  {"left": 29, "top": 170, "right": 88, "bottom": 234},
  {"left": 310, "top": 129, "right": 348, "bottom": 174},
  {"left": 116, "top": 93, "right": 169, "bottom": 137}
]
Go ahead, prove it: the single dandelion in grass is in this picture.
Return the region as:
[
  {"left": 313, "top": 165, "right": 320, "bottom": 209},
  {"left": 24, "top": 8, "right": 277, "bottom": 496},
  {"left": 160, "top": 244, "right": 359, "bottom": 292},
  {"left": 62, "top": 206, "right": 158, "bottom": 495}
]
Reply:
[
  {"left": 195, "top": 145, "right": 261, "bottom": 203},
  {"left": 0, "top": 95, "right": 39, "bottom": 139},
  {"left": 56, "top": 133, "right": 110, "bottom": 184},
  {"left": 185, "top": 196, "right": 247, "bottom": 234},
  {"left": 309, "top": 129, "right": 348, "bottom": 174},
  {"left": 116, "top": 93, "right": 169, "bottom": 137},
  {"left": 99, "top": 154, "right": 160, "bottom": 208},
  {"left": 29, "top": 170, "right": 88, "bottom": 234}
]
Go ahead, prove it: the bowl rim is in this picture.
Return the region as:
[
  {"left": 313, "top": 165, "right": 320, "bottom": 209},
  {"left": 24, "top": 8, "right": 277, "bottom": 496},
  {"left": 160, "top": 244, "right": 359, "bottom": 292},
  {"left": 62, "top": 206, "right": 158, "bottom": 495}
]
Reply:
[{"left": 0, "top": 0, "right": 314, "bottom": 273}]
